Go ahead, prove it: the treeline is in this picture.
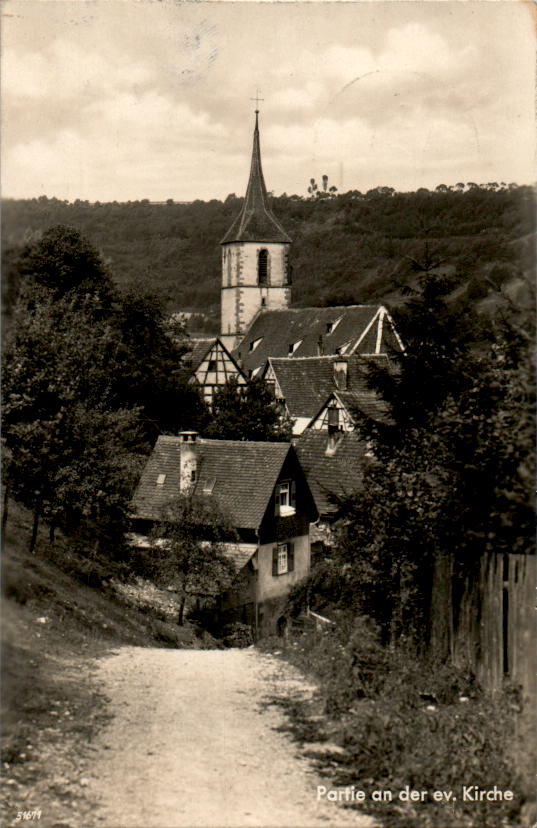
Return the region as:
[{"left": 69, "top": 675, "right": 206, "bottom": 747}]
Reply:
[{"left": 2, "top": 185, "right": 534, "bottom": 324}]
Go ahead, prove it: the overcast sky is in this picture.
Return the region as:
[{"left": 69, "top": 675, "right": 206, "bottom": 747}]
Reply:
[{"left": 2, "top": 1, "right": 534, "bottom": 202}]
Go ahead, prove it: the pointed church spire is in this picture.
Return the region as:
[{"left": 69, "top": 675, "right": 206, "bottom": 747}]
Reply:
[{"left": 221, "top": 111, "right": 291, "bottom": 244}]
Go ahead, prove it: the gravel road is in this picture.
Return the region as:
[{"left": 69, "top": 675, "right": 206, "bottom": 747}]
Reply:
[{"left": 85, "top": 647, "right": 372, "bottom": 828}]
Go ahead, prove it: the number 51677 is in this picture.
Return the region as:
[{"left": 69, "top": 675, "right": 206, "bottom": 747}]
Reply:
[{"left": 15, "top": 811, "right": 41, "bottom": 822}]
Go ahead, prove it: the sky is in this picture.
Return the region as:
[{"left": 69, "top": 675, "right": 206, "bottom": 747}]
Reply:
[{"left": 2, "top": 0, "right": 535, "bottom": 202}]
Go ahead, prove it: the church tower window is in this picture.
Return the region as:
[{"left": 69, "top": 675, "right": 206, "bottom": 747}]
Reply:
[{"left": 258, "top": 249, "right": 269, "bottom": 285}]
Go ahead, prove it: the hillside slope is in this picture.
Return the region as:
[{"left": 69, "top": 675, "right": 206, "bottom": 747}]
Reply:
[
  {"left": 1, "top": 500, "right": 210, "bottom": 828},
  {"left": 2, "top": 186, "right": 534, "bottom": 325}
]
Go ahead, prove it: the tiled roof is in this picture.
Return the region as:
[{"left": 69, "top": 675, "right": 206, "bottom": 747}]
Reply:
[
  {"left": 221, "top": 542, "right": 258, "bottom": 571},
  {"left": 266, "top": 354, "right": 389, "bottom": 420},
  {"left": 235, "top": 305, "right": 394, "bottom": 374},
  {"left": 295, "top": 430, "right": 367, "bottom": 516},
  {"left": 184, "top": 338, "right": 216, "bottom": 371},
  {"left": 131, "top": 436, "right": 291, "bottom": 529},
  {"left": 221, "top": 113, "right": 291, "bottom": 245},
  {"left": 334, "top": 390, "right": 392, "bottom": 424}
]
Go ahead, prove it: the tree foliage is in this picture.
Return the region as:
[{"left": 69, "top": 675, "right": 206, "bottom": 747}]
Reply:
[
  {"left": 2, "top": 283, "right": 142, "bottom": 549},
  {"left": 2, "top": 226, "right": 207, "bottom": 550},
  {"left": 204, "top": 377, "right": 293, "bottom": 442},
  {"left": 328, "top": 274, "right": 534, "bottom": 646},
  {"left": 2, "top": 186, "right": 533, "bottom": 319},
  {"left": 139, "top": 494, "right": 237, "bottom": 624}
]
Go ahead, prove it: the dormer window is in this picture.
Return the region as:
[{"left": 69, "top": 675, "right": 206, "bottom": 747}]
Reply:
[
  {"left": 258, "top": 249, "right": 269, "bottom": 286},
  {"left": 288, "top": 340, "right": 303, "bottom": 355},
  {"left": 156, "top": 474, "right": 166, "bottom": 486},
  {"left": 275, "top": 480, "right": 296, "bottom": 516},
  {"left": 326, "top": 316, "right": 342, "bottom": 335},
  {"left": 249, "top": 337, "right": 263, "bottom": 353},
  {"left": 327, "top": 406, "right": 340, "bottom": 434}
]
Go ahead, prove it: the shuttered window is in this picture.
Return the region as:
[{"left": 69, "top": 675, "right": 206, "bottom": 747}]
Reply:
[{"left": 272, "top": 542, "right": 295, "bottom": 576}]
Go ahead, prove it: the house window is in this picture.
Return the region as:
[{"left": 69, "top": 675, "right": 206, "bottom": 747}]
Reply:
[
  {"left": 191, "top": 469, "right": 197, "bottom": 482},
  {"left": 327, "top": 406, "right": 340, "bottom": 433},
  {"left": 288, "top": 339, "right": 303, "bottom": 355},
  {"left": 326, "top": 317, "right": 342, "bottom": 335},
  {"left": 156, "top": 474, "right": 166, "bottom": 486},
  {"left": 275, "top": 480, "right": 296, "bottom": 516},
  {"left": 258, "top": 249, "right": 269, "bottom": 285},
  {"left": 278, "top": 543, "right": 289, "bottom": 575},
  {"left": 207, "top": 359, "right": 217, "bottom": 371},
  {"left": 272, "top": 541, "right": 295, "bottom": 576},
  {"left": 249, "top": 337, "right": 263, "bottom": 352}
]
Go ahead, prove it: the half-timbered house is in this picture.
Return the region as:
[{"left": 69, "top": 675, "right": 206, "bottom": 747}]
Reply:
[{"left": 185, "top": 337, "right": 247, "bottom": 406}]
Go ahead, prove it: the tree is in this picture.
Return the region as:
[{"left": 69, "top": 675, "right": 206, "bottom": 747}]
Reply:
[
  {"left": 204, "top": 377, "right": 293, "bottom": 442},
  {"left": 2, "top": 283, "right": 143, "bottom": 550},
  {"left": 13, "top": 224, "right": 114, "bottom": 304},
  {"left": 307, "top": 178, "right": 318, "bottom": 199},
  {"left": 329, "top": 274, "right": 534, "bottom": 646},
  {"left": 141, "top": 494, "right": 237, "bottom": 624},
  {"left": 2, "top": 227, "right": 207, "bottom": 550},
  {"left": 110, "top": 287, "right": 209, "bottom": 441}
]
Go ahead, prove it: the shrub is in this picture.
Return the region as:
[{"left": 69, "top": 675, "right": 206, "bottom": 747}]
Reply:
[
  {"left": 268, "top": 617, "right": 525, "bottom": 827},
  {"left": 222, "top": 622, "right": 253, "bottom": 648}
]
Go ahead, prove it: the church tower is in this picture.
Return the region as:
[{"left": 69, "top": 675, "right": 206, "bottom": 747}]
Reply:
[{"left": 220, "top": 110, "right": 291, "bottom": 349}]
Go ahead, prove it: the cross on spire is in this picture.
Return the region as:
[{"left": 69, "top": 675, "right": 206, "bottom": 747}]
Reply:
[{"left": 250, "top": 89, "right": 264, "bottom": 112}]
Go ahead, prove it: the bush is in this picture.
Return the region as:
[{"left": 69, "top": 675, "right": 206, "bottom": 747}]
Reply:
[
  {"left": 222, "top": 622, "right": 253, "bottom": 648},
  {"left": 268, "top": 617, "right": 526, "bottom": 827}
]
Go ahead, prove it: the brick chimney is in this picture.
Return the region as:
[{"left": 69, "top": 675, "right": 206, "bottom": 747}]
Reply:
[
  {"left": 333, "top": 359, "right": 348, "bottom": 390},
  {"left": 178, "top": 431, "right": 198, "bottom": 492}
]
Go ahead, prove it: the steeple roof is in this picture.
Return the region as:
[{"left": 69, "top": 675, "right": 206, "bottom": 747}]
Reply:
[{"left": 221, "top": 112, "right": 291, "bottom": 245}]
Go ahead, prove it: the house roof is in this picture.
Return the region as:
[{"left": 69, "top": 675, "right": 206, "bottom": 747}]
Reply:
[
  {"left": 131, "top": 436, "right": 292, "bottom": 530},
  {"left": 221, "top": 112, "right": 291, "bottom": 245},
  {"left": 235, "top": 305, "right": 400, "bottom": 374},
  {"left": 184, "top": 338, "right": 216, "bottom": 371},
  {"left": 295, "top": 430, "right": 367, "bottom": 516},
  {"left": 265, "top": 354, "right": 389, "bottom": 420},
  {"left": 333, "top": 389, "right": 391, "bottom": 424}
]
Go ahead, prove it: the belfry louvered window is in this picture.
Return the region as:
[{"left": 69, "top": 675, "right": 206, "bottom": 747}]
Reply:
[{"left": 258, "top": 249, "right": 269, "bottom": 285}]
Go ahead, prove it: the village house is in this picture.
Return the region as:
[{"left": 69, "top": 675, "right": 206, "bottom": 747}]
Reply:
[
  {"left": 236, "top": 305, "right": 403, "bottom": 377},
  {"left": 262, "top": 353, "right": 390, "bottom": 435},
  {"left": 130, "top": 431, "right": 318, "bottom": 637},
  {"left": 184, "top": 337, "right": 247, "bottom": 406}
]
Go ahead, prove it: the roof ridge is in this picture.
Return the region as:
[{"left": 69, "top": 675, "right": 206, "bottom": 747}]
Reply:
[
  {"left": 201, "top": 438, "right": 290, "bottom": 449},
  {"left": 255, "top": 304, "right": 382, "bottom": 315},
  {"left": 270, "top": 354, "right": 379, "bottom": 362}
]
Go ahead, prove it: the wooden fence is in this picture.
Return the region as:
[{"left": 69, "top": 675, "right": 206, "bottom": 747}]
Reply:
[{"left": 430, "top": 551, "right": 535, "bottom": 698}]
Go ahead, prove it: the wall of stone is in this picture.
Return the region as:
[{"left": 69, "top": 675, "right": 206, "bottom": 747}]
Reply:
[{"left": 220, "top": 242, "right": 291, "bottom": 339}]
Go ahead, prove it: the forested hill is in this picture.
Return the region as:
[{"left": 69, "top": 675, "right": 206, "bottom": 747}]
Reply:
[{"left": 3, "top": 185, "right": 534, "bottom": 327}]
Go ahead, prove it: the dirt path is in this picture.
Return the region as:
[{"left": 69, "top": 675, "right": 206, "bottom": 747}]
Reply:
[{"left": 85, "top": 647, "right": 373, "bottom": 828}]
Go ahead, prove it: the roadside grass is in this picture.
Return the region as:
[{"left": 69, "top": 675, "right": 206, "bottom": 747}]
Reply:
[
  {"left": 1, "top": 498, "right": 212, "bottom": 827},
  {"left": 260, "top": 617, "right": 534, "bottom": 828}
]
